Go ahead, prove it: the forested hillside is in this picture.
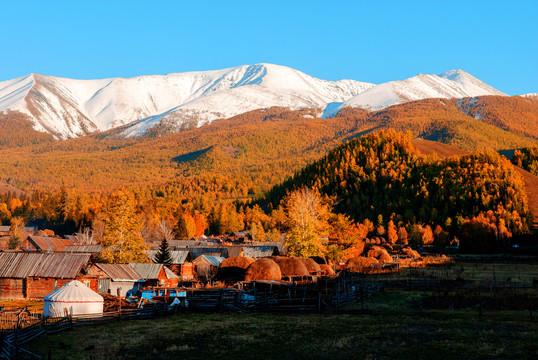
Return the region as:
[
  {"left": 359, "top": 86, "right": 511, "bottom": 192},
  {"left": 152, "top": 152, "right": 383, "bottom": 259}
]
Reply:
[
  {"left": 1, "top": 95, "right": 537, "bottom": 194},
  {"left": 264, "top": 130, "right": 532, "bottom": 252},
  {"left": 0, "top": 95, "right": 537, "bottom": 249}
]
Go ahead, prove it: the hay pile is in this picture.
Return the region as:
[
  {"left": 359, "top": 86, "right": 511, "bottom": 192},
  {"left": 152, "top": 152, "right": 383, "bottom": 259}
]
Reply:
[
  {"left": 244, "top": 258, "right": 282, "bottom": 281},
  {"left": 367, "top": 245, "right": 392, "bottom": 263},
  {"left": 219, "top": 257, "right": 255, "bottom": 269},
  {"left": 319, "top": 264, "right": 335, "bottom": 276},
  {"left": 271, "top": 256, "right": 310, "bottom": 277},
  {"left": 346, "top": 256, "right": 378, "bottom": 269},
  {"left": 401, "top": 247, "right": 421, "bottom": 259},
  {"left": 381, "top": 243, "right": 394, "bottom": 252},
  {"left": 217, "top": 257, "right": 255, "bottom": 280},
  {"left": 299, "top": 257, "right": 322, "bottom": 274}
]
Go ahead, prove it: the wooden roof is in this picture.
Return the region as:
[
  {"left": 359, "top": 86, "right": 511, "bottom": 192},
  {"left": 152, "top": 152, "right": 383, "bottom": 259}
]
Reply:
[
  {"left": 146, "top": 250, "right": 189, "bottom": 264},
  {"left": 27, "top": 236, "right": 72, "bottom": 252},
  {"left": 0, "top": 252, "right": 91, "bottom": 279},
  {"left": 129, "top": 263, "right": 179, "bottom": 280},
  {"left": 243, "top": 246, "right": 276, "bottom": 258},
  {"left": 192, "top": 255, "right": 225, "bottom": 267},
  {"left": 94, "top": 263, "right": 142, "bottom": 282},
  {"left": 64, "top": 244, "right": 103, "bottom": 255}
]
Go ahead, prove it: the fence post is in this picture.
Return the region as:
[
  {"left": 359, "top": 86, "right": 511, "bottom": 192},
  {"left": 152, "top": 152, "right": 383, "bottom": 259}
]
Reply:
[{"left": 117, "top": 288, "right": 122, "bottom": 319}]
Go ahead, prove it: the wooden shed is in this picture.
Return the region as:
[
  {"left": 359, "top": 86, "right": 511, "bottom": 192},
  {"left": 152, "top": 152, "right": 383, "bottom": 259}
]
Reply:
[
  {"left": 129, "top": 263, "right": 179, "bottom": 288},
  {"left": 87, "top": 263, "right": 142, "bottom": 297},
  {"left": 192, "top": 255, "right": 225, "bottom": 281},
  {"left": 0, "top": 252, "right": 92, "bottom": 299}
]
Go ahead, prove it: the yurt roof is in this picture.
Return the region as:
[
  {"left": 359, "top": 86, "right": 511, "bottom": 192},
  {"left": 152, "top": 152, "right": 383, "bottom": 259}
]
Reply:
[{"left": 44, "top": 280, "right": 103, "bottom": 303}]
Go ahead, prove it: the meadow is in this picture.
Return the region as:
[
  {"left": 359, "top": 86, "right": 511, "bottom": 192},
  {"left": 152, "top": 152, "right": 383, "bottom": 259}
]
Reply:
[{"left": 21, "top": 260, "right": 538, "bottom": 360}]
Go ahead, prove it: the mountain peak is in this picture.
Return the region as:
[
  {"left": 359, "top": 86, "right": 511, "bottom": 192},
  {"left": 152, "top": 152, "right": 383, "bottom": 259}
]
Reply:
[
  {"left": 0, "top": 65, "right": 508, "bottom": 139},
  {"left": 339, "top": 69, "right": 506, "bottom": 112}
]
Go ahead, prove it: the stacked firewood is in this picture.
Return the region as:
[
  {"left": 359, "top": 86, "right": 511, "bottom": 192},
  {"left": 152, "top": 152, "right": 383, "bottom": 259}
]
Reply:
[{"left": 101, "top": 293, "right": 138, "bottom": 312}]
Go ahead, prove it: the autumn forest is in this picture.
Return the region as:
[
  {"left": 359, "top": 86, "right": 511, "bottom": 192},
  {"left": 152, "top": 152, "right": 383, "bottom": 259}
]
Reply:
[{"left": 1, "top": 94, "right": 538, "bottom": 259}]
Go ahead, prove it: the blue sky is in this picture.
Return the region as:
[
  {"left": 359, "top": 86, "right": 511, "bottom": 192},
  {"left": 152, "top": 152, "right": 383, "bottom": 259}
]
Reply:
[{"left": 1, "top": 0, "right": 536, "bottom": 95}]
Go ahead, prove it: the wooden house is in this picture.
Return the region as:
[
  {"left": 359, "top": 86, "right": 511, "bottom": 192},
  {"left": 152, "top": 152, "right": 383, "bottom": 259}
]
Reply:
[
  {"left": 146, "top": 250, "right": 194, "bottom": 280},
  {"left": 21, "top": 235, "right": 72, "bottom": 252},
  {"left": 86, "top": 263, "right": 142, "bottom": 297},
  {"left": 243, "top": 246, "right": 279, "bottom": 258},
  {"left": 192, "top": 255, "right": 225, "bottom": 281},
  {"left": 129, "top": 263, "right": 179, "bottom": 288},
  {"left": 0, "top": 226, "right": 10, "bottom": 236},
  {"left": 0, "top": 252, "right": 93, "bottom": 299}
]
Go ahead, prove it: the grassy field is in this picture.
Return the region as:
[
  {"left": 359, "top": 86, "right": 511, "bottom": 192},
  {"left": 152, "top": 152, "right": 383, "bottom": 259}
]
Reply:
[
  {"left": 366, "top": 260, "right": 538, "bottom": 284},
  {"left": 16, "top": 261, "right": 538, "bottom": 359},
  {"left": 25, "top": 302, "right": 538, "bottom": 360}
]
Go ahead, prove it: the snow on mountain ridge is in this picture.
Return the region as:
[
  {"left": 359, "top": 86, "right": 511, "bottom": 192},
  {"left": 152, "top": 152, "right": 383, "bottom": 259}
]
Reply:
[
  {"left": 0, "top": 65, "right": 507, "bottom": 139},
  {"left": 338, "top": 70, "right": 507, "bottom": 113}
]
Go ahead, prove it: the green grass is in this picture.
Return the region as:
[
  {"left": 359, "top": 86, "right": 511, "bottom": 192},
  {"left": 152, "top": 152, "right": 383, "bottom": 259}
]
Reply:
[
  {"left": 25, "top": 311, "right": 537, "bottom": 360},
  {"left": 362, "top": 261, "right": 538, "bottom": 285}
]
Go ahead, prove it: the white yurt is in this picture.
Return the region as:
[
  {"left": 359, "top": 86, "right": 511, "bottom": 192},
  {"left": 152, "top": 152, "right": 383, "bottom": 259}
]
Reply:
[{"left": 43, "top": 280, "right": 104, "bottom": 318}]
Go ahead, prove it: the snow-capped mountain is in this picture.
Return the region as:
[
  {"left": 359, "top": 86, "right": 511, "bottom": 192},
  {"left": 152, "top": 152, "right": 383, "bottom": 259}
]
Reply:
[
  {"left": 0, "top": 64, "right": 373, "bottom": 139},
  {"left": 0, "top": 65, "right": 508, "bottom": 139},
  {"left": 336, "top": 69, "right": 506, "bottom": 113}
]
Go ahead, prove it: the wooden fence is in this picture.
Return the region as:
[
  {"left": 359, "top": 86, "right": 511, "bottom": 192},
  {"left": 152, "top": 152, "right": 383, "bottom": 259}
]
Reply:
[
  {"left": 0, "top": 280, "right": 383, "bottom": 359},
  {"left": 0, "top": 309, "right": 42, "bottom": 331},
  {"left": 0, "top": 304, "right": 169, "bottom": 360}
]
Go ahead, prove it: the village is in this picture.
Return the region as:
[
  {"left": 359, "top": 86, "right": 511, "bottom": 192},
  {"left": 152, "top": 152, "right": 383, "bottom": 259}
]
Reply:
[
  {"left": 0, "top": 225, "right": 428, "bottom": 298},
  {"left": 0, "top": 224, "right": 438, "bottom": 315},
  {"left": 3, "top": 214, "right": 538, "bottom": 360}
]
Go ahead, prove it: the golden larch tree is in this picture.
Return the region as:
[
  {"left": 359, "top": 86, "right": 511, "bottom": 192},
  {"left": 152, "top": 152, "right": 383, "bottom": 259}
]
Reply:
[{"left": 98, "top": 188, "right": 149, "bottom": 263}]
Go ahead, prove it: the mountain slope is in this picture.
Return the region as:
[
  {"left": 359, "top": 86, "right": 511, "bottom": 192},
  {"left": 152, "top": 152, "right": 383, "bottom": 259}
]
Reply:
[
  {"left": 0, "top": 64, "right": 374, "bottom": 139},
  {"left": 338, "top": 69, "right": 506, "bottom": 113},
  {"left": 0, "top": 95, "right": 536, "bottom": 192}
]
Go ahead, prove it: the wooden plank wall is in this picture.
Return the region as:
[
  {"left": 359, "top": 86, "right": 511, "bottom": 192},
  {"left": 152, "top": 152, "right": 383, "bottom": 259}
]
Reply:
[{"left": 0, "top": 279, "right": 24, "bottom": 299}]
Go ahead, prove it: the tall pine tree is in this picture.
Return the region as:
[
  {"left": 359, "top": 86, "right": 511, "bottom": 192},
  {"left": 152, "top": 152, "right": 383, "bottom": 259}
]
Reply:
[{"left": 154, "top": 238, "right": 173, "bottom": 266}]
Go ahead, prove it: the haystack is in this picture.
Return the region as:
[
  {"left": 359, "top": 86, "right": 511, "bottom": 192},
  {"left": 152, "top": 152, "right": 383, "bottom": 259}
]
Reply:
[
  {"left": 271, "top": 256, "right": 310, "bottom": 277},
  {"left": 244, "top": 258, "right": 282, "bottom": 281},
  {"left": 219, "top": 257, "right": 255, "bottom": 269},
  {"left": 367, "top": 246, "right": 392, "bottom": 263},
  {"left": 216, "top": 257, "right": 255, "bottom": 281},
  {"left": 346, "top": 256, "right": 378, "bottom": 269},
  {"left": 382, "top": 243, "right": 394, "bottom": 252},
  {"left": 402, "top": 247, "right": 421, "bottom": 259},
  {"left": 319, "top": 264, "right": 335, "bottom": 276},
  {"left": 299, "top": 257, "right": 322, "bottom": 274}
]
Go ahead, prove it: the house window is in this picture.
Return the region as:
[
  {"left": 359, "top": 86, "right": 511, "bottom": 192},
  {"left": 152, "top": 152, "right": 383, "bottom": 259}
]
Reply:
[{"left": 84, "top": 280, "right": 91, "bottom": 288}]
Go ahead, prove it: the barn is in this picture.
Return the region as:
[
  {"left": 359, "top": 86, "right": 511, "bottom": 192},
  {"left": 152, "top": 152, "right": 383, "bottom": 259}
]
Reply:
[{"left": 0, "top": 252, "right": 92, "bottom": 299}]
